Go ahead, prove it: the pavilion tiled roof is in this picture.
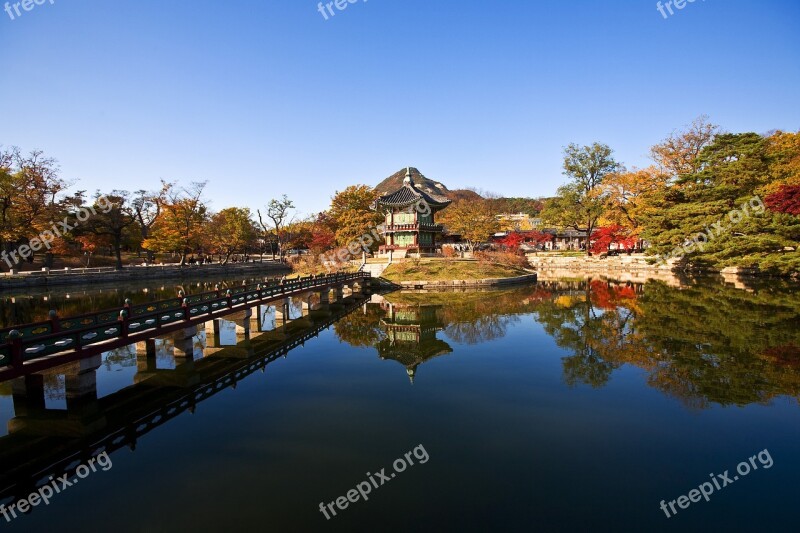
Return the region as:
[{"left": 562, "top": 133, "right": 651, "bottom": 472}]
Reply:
[{"left": 374, "top": 168, "right": 452, "bottom": 209}]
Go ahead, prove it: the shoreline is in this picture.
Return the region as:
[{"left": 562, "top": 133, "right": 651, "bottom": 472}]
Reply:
[
  {"left": 526, "top": 254, "right": 799, "bottom": 281},
  {"left": 0, "top": 262, "right": 292, "bottom": 291}
]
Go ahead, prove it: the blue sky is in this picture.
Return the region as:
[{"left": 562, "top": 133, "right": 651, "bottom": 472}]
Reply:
[{"left": 1, "top": 0, "right": 799, "bottom": 215}]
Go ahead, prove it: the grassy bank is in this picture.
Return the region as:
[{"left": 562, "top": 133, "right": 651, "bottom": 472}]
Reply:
[{"left": 382, "top": 259, "right": 529, "bottom": 282}]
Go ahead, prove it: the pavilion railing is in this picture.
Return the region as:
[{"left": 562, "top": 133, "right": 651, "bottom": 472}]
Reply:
[{"left": 383, "top": 223, "right": 444, "bottom": 232}]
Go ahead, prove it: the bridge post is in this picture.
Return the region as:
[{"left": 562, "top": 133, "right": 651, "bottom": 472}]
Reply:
[
  {"left": 204, "top": 320, "right": 221, "bottom": 348},
  {"left": 136, "top": 338, "right": 157, "bottom": 358},
  {"left": 136, "top": 338, "right": 158, "bottom": 373},
  {"left": 7, "top": 330, "right": 23, "bottom": 368},
  {"left": 65, "top": 354, "right": 102, "bottom": 415},
  {"left": 319, "top": 287, "right": 330, "bottom": 304},
  {"left": 11, "top": 374, "right": 46, "bottom": 418},
  {"left": 253, "top": 305, "right": 266, "bottom": 332},
  {"left": 274, "top": 298, "right": 291, "bottom": 324},
  {"left": 48, "top": 309, "right": 61, "bottom": 333},
  {"left": 236, "top": 308, "right": 251, "bottom": 341},
  {"left": 173, "top": 326, "right": 198, "bottom": 359}
]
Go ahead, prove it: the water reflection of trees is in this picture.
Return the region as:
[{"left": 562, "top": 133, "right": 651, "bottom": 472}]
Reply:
[
  {"left": 535, "top": 280, "right": 800, "bottom": 408},
  {"left": 333, "top": 281, "right": 800, "bottom": 408},
  {"left": 444, "top": 315, "right": 520, "bottom": 345},
  {"left": 333, "top": 304, "right": 386, "bottom": 347}
]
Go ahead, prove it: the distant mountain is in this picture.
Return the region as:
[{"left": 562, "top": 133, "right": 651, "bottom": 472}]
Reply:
[{"left": 374, "top": 167, "right": 483, "bottom": 202}]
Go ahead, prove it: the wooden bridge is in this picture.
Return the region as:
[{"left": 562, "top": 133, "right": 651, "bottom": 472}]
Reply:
[{"left": 0, "top": 272, "right": 371, "bottom": 382}]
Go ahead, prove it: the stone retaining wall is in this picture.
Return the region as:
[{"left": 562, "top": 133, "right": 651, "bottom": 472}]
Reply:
[
  {"left": 526, "top": 254, "right": 676, "bottom": 272},
  {"left": 0, "top": 262, "right": 291, "bottom": 290}
]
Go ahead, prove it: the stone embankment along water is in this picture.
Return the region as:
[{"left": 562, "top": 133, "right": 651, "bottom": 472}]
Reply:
[
  {"left": 0, "top": 262, "right": 291, "bottom": 290},
  {"left": 526, "top": 254, "right": 677, "bottom": 272}
]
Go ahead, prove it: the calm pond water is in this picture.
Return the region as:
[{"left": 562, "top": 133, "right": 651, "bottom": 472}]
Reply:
[{"left": 0, "top": 277, "right": 798, "bottom": 532}]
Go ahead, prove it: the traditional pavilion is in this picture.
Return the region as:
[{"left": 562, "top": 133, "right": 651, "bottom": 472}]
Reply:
[
  {"left": 374, "top": 167, "right": 451, "bottom": 256},
  {"left": 376, "top": 302, "right": 453, "bottom": 384}
]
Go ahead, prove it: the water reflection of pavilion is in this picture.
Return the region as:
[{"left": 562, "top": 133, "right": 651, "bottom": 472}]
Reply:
[{"left": 377, "top": 303, "right": 452, "bottom": 383}]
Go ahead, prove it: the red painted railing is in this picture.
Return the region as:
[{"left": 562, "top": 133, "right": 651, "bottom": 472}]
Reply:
[{"left": 383, "top": 223, "right": 444, "bottom": 233}]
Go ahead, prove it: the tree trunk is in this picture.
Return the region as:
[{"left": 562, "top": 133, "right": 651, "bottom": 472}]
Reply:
[{"left": 114, "top": 236, "right": 124, "bottom": 270}]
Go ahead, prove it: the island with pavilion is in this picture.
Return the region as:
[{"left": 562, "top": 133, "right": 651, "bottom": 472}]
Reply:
[{"left": 374, "top": 167, "right": 451, "bottom": 259}]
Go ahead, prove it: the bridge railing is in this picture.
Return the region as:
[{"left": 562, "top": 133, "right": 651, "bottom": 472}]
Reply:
[{"left": 0, "top": 272, "right": 369, "bottom": 370}]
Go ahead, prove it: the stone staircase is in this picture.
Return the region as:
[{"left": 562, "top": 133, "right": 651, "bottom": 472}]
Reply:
[{"left": 361, "top": 261, "right": 390, "bottom": 278}]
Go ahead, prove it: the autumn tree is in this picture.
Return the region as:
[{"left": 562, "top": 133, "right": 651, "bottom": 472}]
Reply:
[
  {"left": 589, "top": 225, "right": 637, "bottom": 255},
  {"left": 499, "top": 232, "right": 525, "bottom": 251},
  {"left": 440, "top": 199, "right": 499, "bottom": 251},
  {"left": 308, "top": 213, "right": 336, "bottom": 255},
  {"left": 540, "top": 142, "right": 619, "bottom": 254},
  {"left": 327, "top": 185, "right": 383, "bottom": 249},
  {"left": 282, "top": 219, "right": 315, "bottom": 251},
  {"left": 764, "top": 131, "right": 800, "bottom": 193},
  {"left": 258, "top": 195, "right": 294, "bottom": 260},
  {"left": 650, "top": 115, "right": 720, "bottom": 179},
  {"left": 77, "top": 191, "right": 139, "bottom": 269},
  {"left": 132, "top": 181, "right": 171, "bottom": 261},
  {"left": 765, "top": 185, "right": 800, "bottom": 216},
  {"left": 0, "top": 147, "right": 70, "bottom": 268},
  {"left": 208, "top": 207, "right": 258, "bottom": 264},
  {"left": 143, "top": 182, "right": 209, "bottom": 266},
  {"left": 600, "top": 166, "right": 668, "bottom": 240}
]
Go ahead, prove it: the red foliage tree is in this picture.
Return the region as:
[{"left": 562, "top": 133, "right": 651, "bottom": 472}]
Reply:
[
  {"left": 526, "top": 230, "right": 554, "bottom": 245},
  {"left": 765, "top": 185, "right": 800, "bottom": 216},
  {"left": 309, "top": 227, "right": 336, "bottom": 255},
  {"left": 590, "top": 226, "right": 637, "bottom": 255},
  {"left": 500, "top": 232, "right": 525, "bottom": 250}
]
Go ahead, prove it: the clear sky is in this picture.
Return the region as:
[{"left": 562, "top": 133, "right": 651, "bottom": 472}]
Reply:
[{"left": 1, "top": 0, "right": 799, "bottom": 216}]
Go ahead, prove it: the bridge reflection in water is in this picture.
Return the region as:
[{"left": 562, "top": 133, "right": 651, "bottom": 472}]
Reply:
[{"left": 0, "top": 284, "right": 370, "bottom": 509}]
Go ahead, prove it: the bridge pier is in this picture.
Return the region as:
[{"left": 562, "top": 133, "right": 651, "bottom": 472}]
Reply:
[
  {"left": 11, "top": 374, "right": 46, "bottom": 418},
  {"left": 274, "top": 298, "right": 291, "bottom": 323},
  {"left": 204, "top": 320, "right": 221, "bottom": 348},
  {"left": 333, "top": 285, "right": 344, "bottom": 303},
  {"left": 136, "top": 338, "right": 157, "bottom": 357},
  {"left": 352, "top": 281, "right": 369, "bottom": 296},
  {"left": 255, "top": 304, "right": 270, "bottom": 331},
  {"left": 65, "top": 354, "right": 102, "bottom": 416},
  {"left": 137, "top": 339, "right": 158, "bottom": 373},
  {"left": 173, "top": 326, "right": 198, "bottom": 359},
  {"left": 236, "top": 307, "right": 252, "bottom": 339}
]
